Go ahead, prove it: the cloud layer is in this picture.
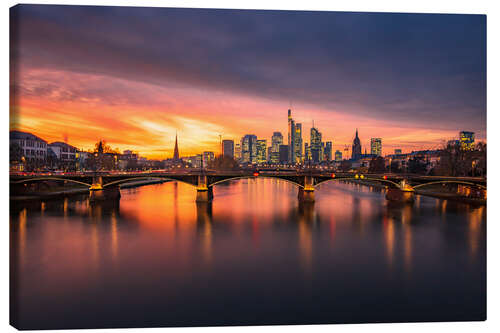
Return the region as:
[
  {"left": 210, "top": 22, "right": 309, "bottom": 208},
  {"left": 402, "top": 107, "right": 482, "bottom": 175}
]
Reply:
[{"left": 10, "top": 5, "right": 486, "bottom": 157}]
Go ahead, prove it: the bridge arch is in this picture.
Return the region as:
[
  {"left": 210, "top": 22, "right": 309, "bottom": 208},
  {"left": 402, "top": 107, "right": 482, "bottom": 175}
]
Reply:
[
  {"left": 102, "top": 176, "right": 198, "bottom": 188},
  {"left": 209, "top": 175, "right": 303, "bottom": 188},
  {"left": 314, "top": 176, "right": 401, "bottom": 189},
  {"left": 10, "top": 177, "right": 93, "bottom": 188},
  {"left": 412, "top": 180, "right": 486, "bottom": 190}
]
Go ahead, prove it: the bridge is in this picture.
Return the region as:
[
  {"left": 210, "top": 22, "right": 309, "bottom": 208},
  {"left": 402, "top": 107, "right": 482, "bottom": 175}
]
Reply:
[{"left": 10, "top": 170, "right": 486, "bottom": 204}]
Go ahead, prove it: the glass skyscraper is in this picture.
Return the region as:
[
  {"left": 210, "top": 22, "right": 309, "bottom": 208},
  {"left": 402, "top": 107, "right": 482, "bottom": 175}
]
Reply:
[
  {"left": 310, "top": 127, "right": 322, "bottom": 163},
  {"left": 256, "top": 139, "right": 267, "bottom": 164},
  {"left": 370, "top": 138, "right": 382, "bottom": 156},
  {"left": 241, "top": 134, "right": 257, "bottom": 164}
]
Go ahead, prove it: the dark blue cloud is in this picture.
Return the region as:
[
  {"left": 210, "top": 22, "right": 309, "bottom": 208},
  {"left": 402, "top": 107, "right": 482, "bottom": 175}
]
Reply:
[{"left": 10, "top": 5, "right": 486, "bottom": 133}]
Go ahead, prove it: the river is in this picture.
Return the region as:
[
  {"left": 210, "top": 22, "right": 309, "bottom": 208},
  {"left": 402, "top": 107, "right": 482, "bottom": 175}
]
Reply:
[{"left": 10, "top": 178, "right": 486, "bottom": 329}]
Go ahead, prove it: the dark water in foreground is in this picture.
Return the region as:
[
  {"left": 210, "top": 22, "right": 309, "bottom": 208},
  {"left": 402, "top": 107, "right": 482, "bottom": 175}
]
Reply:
[{"left": 10, "top": 179, "right": 486, "bottom": 329}]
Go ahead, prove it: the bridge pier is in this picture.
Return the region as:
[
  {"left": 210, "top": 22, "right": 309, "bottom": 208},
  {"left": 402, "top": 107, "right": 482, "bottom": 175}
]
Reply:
[
  {"left": 298, "top": 175, "right": 315, "bottom": 203},
  {"left": 386, "top": 180, "right": 414, "bottom": 204},
  {"left": 385, "top": 188, "right": 414, "bottom": 203},
  {"left": 89, "top": 186, "right": 121, "bottom": 202},
  {"left": 196, "top": 187, "right": 213, "bottom": 203},
  {"left": 196, "top": 175, "right": 213, "bottom": 202}
]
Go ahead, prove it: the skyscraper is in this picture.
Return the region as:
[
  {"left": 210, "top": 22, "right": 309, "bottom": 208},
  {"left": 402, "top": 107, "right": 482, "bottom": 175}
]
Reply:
[
  {"left": 324, "top": 141, "right": 332, "bottom": 162},
  {"left": 310, "top": 126, "right": 322, "bottom": 163},
  {"left": 241, "top": 134, "right": 257, "bottom": 164},
  {"left": 304, "top": 143, "right": 311, "bottom": 162},
  {"left": 287, "top": 109, "right": 295, "bottom": 164},
  {"left": 173, "top": 132, "right": 180, "bottom": 160},
  {"left": 459, "top": 131, "right": 475, "bottom": 150},
  {"left": 256, "top": 139, "right": 267, "bottom": 164},
  {"left": 235, "top": 143, "right": 242, "bottom": 161},
  {"left": 270, "top": 132, "right": 283, "bottom": 164},
  {"left": 294, "top": 123, "right": 303, "bottom": 163},
  {"left": 370, "top": 138, "right": 382, "bottom": 156},
  {"left": 352, "top": 129, "right": 362, "bottom": 160},
  {"left": 222, "top": 140, "right": 234, "bottom": 158}
]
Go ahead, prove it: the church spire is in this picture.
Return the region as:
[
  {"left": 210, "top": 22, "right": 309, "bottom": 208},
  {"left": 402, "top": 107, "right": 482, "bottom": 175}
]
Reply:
[{"left": 173, "top": 132, "right": 179, "bottom": 160}]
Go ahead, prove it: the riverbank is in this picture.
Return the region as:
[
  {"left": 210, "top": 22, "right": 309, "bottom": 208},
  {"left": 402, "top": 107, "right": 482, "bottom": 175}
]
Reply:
[{"left": 10, "top": 179, "right": 168, "bottom": 202}]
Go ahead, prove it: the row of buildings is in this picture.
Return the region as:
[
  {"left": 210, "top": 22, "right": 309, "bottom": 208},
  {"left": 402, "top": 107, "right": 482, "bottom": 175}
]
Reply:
[
  {"left": 9, "top": 130, "right": 151, "bottom": 171},
  {"left": 215, "top": 109, "right": 386, "bottom": 166}
]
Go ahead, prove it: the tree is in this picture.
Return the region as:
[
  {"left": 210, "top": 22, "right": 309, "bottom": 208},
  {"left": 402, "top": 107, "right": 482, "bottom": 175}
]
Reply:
[
  {"left": 368, "top": 156, "right": 386, "bottom": 173},
  {"left": 93, "top": 140, "right": 120, "bottom": 154},
  {"left": 435, "top": 142, "right": 486, "bottom": 177}
]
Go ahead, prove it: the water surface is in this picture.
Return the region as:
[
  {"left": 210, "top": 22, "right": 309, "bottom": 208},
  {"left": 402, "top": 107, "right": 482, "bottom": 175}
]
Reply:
[{"left": 10, "top": 179, "right": 486, "bottom": 329}]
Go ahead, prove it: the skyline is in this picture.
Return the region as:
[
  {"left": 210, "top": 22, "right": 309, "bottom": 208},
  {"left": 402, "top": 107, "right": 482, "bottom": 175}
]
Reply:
[{"left": 10, "top": 5, "right": 486, "bottom": 158}]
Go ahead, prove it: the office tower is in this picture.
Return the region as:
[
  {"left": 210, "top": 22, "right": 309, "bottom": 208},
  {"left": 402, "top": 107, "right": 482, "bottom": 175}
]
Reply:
[
  {"left": 270, "top": 132, "right": 283, "bottom": 164},
  {"left": 459, "top": 131, "right": 475, "bottom": 150},
  {"left": 324, "top": 141, "right": 333, "bottom": 162},
  {"left": 294, "top": 123, "right": 303, "bottom": 163},
  {"left": 352, "top": 129, "right": 362, "bottom": 160},
  {"left": 394, "top": 149, "right": 402, "bottom": 155},
  {"left": 335, "top": 150, "right": 342, "bottom": 162},
  {"left": 241, "top": 134, "right": 257, "bottom": 164},
  {"left": 287, "top": 109, "right": 295, "bottom": 163},
  {"left": 279, "top": 144, "right": 289, "bottom": 164},
  {"left": 222, "top": 140, "right": 234, "bottom": 158},
  {"left": 370, "top": 138, "right": 382, "bottom": 156},
  {"left": 310, "top": 126, "right": 322, "bottom": 163},
  {"left": 304, "top": 143, "right": 311, "bottom": 162},
  {"left": 235, "top": 143, "right": 242, "bottom": 161},
  {"left": 256, "top": 139, "right": 267, "bottom": 164}
]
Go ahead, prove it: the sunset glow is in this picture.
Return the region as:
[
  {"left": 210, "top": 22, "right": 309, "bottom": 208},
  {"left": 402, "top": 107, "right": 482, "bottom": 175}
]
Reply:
[{"left": 10, "top": 6, "right": 486, "bottom": 159}]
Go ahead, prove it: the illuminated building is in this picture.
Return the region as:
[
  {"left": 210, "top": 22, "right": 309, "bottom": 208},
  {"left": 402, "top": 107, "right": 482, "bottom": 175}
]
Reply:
[
  {"left": 324, "top": 141, "right": 332, "bottom": 162},
  {"left": 256, "top": 139, "right": 267, "bottom": 164},
  {"left": 294, "top": 123, "right": 303, "bottom": 163},
  {"left": 287, "top": 109, "right": 295, "bottom": 163},
  {"left": 352, "top": 129, "right": 362, "bottom": 160},
  {"left": 459, "top": 131, "right": 475, "bottom": 151},
  {"left": 235, "top": 143, "right": 242, "bottom": 161},
  {"left": 370, "top": 138, "right": 382, "bottom": 156},
  {"left": 10, "top": 130, "right": 48, "bottom": 166},
  {"left": 310, "top": 126, "right": 322, "bottom": 163},
  {"left": 203, "top": 151, "right": 215, "bottom": 166},
  {"left": 304, "top": 143, "right": 311, "bottom": 162},
  {"left": 270, "top": 132, "right": 283, "bottom": 164},
  {"left": 222, "top": 140, "right": 234, "bottom": 158},
  {"left": 241, "top": 134, "right": 257, "bottom": 164},
  {"left": 335, "top": 150, "right": 342, "bottom": 162}
]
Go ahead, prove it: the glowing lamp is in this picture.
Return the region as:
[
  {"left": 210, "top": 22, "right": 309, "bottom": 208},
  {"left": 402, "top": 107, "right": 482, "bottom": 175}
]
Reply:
[
  {"left": 253, "top": 172, "right": 259, "bottom": 177},
  {"left": 355, "top": 174, "right": 359, "bottom": 179},
  {"left": 360, "top": 175, "right": 365, "bottom": 179},
  {"left": 383, "top": 175, "right": 388, "bottom": 180},
  {"left": 331, "top": 173, "right": 336, "bottom": 178}
]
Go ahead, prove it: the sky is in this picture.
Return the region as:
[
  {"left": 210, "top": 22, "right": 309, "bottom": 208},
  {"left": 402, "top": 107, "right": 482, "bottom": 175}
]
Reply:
[{"left": 10, "top": 5, "right": 486, "bottom": 159}]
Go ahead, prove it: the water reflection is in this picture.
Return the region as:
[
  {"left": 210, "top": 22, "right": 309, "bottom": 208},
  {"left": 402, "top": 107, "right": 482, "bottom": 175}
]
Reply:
[{"left": 10, "top": 179, "right": 486, "bottom": 329}]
